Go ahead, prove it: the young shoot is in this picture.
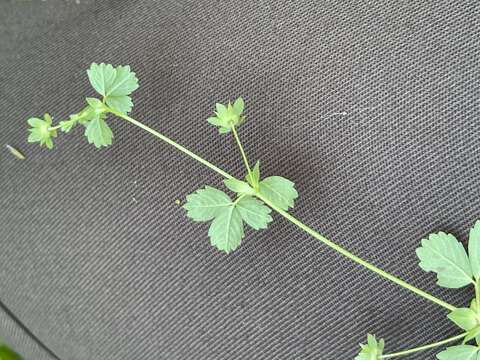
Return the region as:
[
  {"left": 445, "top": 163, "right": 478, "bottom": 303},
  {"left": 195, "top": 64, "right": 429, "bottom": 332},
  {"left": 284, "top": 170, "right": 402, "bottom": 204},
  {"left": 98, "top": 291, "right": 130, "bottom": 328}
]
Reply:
[{"left": 26, "top": 63, "right": 480, "bottom": 359}]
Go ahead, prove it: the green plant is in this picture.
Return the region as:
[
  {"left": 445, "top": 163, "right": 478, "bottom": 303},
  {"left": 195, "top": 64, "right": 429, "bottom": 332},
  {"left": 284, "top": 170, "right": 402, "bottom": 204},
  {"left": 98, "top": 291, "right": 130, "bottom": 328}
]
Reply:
[
  {"left": 26, "top": 63, "right": 480, "bottom": 359},
  {"left": 0, "top": 342, "right": 23, "bottom": 360}
]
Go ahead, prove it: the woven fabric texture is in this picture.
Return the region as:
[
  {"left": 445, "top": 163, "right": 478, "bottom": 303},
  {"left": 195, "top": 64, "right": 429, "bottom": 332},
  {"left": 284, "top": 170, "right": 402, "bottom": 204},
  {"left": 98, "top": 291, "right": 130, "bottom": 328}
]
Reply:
[
  {"left": 1, "top": 1, "right": 480, "bottom": 359},
  {"left": 0, "top": 303, "right": 54, "bottom": 360}
]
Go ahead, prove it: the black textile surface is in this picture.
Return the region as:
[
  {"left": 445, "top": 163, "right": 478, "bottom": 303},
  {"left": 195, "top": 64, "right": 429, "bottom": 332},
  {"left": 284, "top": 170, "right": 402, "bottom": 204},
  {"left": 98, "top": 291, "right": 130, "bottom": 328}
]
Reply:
[{"left": 1, "top": 1, "right": 479, "bottom": 359}]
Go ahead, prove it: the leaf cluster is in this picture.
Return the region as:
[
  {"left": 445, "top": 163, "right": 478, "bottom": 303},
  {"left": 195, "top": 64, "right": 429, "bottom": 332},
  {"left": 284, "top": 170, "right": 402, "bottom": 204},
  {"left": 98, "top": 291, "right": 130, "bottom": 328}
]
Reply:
[{"left": 27, "top": 63, "right": 139, "bottom": 149}]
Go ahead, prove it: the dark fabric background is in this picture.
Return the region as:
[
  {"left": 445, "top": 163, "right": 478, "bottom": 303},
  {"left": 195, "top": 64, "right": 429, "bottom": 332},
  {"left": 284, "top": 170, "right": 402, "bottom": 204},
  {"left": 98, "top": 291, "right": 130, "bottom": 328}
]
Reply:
[{"left": 1, "top": 1, "right": 479, "bottom": 359}]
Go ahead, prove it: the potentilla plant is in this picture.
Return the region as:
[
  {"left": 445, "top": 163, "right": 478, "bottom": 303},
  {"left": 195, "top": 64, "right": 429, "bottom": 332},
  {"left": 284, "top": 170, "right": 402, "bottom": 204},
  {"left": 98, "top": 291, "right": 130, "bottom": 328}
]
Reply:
[{"left": 26, "top": 63, "right": 480, "bottom": 359}]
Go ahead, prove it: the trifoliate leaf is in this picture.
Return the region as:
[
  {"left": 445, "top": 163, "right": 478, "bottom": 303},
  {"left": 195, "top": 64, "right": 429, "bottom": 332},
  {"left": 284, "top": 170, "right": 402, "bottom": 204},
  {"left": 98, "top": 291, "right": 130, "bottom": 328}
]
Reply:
[
  {"left": 355, "top": 334, "right": 384, "bottom": 360},
  {"left": 468, "top": 220, "right": 480, "bottom": 279},
  {"left": 207, "top": 97, "right": 245, "bottom": 133},
  {"left": 184, "top": 187, "right": 276, "bottom": 253},
  {"left": 258, "top": 176, "right": 298, "bottom": 211},
  {"left": 245, "top": 160, "right": 260, "bottom": 188},
  {"left": 236, "top": 196, "right": 272, "bottom": 230},
  {"left": 0, "top": 344, "right": 23, "bottom": 360},
  {"left": 84, "top": 115, "right": 113, "bottom": 148},
  {"left": 208, "top": 205, "right": 244, "bottom": 253},
  {"left": 27, "top": 113, "right": 57, "bottom": 149},
  {"left": 448, "top": 308, "right": 478, "bottom": 330},
  {"left": 416, "top": 232, "right": 474, "bottom": 288},
  {"left": 183, "top": 186, "right": 232, "bottom": 221},
  {"left": 437, "top": 345, "right": 479, "bottom": 360},
  {"left": 223, "top": 179, "right": 254, "bottom": 195},
  {"left": 87, "top": 63, "right": 139, "bottom": 114}
]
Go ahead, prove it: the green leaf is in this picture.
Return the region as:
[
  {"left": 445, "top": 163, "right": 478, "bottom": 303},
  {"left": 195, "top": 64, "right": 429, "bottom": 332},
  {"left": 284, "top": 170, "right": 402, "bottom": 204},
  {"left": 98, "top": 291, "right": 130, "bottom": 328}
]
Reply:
[
  {"left": 355, "top": 334, "right": 384, "bottom": 360},
  {"left": 105, "top": 95, "right": 134, "bottom": 114},
  {"left": 183, "top": 186, "right": 232, "bottom": 221},
  {"left": 84, "top": 115, "right": 113, "bottom": 148},
  {"left": 87, "top": 63, "right": 138, "bottom": 114},
  {"left": 236, "top": 196, "right": 272, "bottom": 230},
  {"left": 416, "top": 232, "right": 474, "bottom": 288},
  {"left": 0, "top": 344, "right": 23, "bottom": 360},
  {"left": 105, "top": 65, "right": 139, "bottom": 97},
  {"left": 26, "top": 113, "right": 57, "bottom": 149},
  {"left": 85, "top": 97, "right": 105, "bottom": 111},
  {"left": 464, "top": 326, "right": 480, "bottom": 344},
  {"left": 246, "top": 160, "right": 260, "bottom": 188},
  {"left": 223, "top": 179, "right": 254, "bottom": 195},
  {"left": 208, "top": 98, "right": 245, "bottom": 132},
  {"left": 448, "top": 308, "right": 478, "bottom": 330},
  {"left": 59, "top": 119, "right": 76, "bottom": 133},
  {"left": 258, "top": 176, "right": 298, "bottom": 211},
  {"left": 437, "top": 345, "right": 479, "bottom": 360},
  {"left": 208, "top": 205, "right": 244, "bottom": 253},
  {"left": 87, "top": 63, "right": 116, "bottom": 96},
  {"left": 184, "top": 187, "right": 270, "bottom": 253},
  {"left": 215, "top": 103, "right": 227, "bottom": 116},
  {"left": 233, "top": 97, "right": 244, "bottom": 116},
  {"left": 469, "top": 220, "right": 480, "bottom": 279}
]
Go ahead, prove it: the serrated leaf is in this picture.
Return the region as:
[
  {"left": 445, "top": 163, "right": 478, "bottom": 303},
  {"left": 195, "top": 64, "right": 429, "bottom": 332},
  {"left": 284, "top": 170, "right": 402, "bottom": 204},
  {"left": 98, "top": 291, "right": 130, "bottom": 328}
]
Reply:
[
  {"left": 106, "top": 65, "right": 139, "bottom": 97},
  {"left": 437, "top": 345, "right": 479, "bottom": 360},
  {"left": 469, "top": 220, "right": 480, "bottom": 279},
  {"left": 208, "top": 205, "right": 244, "bottom": 253},
  {"left": 416, "top": 232, "right": 474, "bottom": 288},
  {"left": 105, "top": 95, "right": 133, "bottom": 114},
  {"left": 236, "top": 196, "right": 272, "bottom": 230},
  {"left": 87, "top": 63, "right": 116, "bottom": 96},
  {"left": 223, "top": 179, "right": 254, "bottom": 194},
  {"left": 84, "top": 115, "right": 113, "bottom": 148},
  {"left": 448, "top": 308, "right": 478, "bottom": 330},
  {"left": 87, "top": 63, "right": 138, "bottom": 114},
  {"left": 183, "top": 186, "right": 232, "bottom": 221},
  {"left": 355, "top": 334, "right": 384, "bottom": 360},
  {"left": 258, "top": 176, "right": 298, "bottom": 211}
]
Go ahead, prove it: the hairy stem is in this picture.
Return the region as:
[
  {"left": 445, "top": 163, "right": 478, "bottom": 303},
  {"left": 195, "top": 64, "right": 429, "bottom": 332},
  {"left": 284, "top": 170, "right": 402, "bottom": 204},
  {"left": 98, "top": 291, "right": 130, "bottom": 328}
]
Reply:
[
  {"left": 380, "top": 333, "right": 467, "bottom": 358},
  {"left": 231, "top": 125, "right": 253, "bottom": 180},
  {"left": 109, "top": 108, "right": 456, "bottom": 312}
]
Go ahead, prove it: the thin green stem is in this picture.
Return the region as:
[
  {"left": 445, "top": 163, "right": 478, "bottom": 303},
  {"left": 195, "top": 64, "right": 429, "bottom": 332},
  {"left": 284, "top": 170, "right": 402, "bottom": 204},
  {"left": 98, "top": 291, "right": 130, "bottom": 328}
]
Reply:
[
  {"left": 380, "top": 333, "right": 467, "bottom": 358},
  {"left": 254, "top": 193, "right": 456, "bottom": 311},
  {"left": 231, "top": 125, "right": 253, "bottom": 180},
  {"left": 48, "top": 125, "right": 62, "bottom": 131},
  {"left": 108, "top": 108, "right": 233, "bottom": 180},
  {"left": 108, "top": 108, "right": 456, "bottom": 312}
]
